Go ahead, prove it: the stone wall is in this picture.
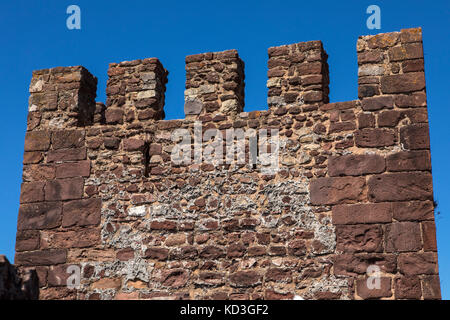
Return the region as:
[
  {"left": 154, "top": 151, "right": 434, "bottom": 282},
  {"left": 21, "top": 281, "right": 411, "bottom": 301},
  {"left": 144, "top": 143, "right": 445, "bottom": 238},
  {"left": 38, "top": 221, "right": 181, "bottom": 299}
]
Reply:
[{"left": 13, "top": 27, "right": 441, "bottom": 300}]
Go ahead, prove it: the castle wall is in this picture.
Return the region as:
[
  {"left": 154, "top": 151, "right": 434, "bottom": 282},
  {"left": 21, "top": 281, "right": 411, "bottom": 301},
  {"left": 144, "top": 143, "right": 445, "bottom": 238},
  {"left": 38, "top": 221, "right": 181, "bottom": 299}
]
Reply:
[{"left": 13, "top": 27, "right": 440, "bottom": 300}]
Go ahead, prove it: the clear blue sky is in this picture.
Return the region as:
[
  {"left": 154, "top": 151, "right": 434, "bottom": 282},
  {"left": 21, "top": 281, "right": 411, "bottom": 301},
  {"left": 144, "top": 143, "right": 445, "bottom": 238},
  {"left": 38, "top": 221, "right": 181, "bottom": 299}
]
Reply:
[{"left": 1, "top": 0, "right": 448, "bottom": 299}]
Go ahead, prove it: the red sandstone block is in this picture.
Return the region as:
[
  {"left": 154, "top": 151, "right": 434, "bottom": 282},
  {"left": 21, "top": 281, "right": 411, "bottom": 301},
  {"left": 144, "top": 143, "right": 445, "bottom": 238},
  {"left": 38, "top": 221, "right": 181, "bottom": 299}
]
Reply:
[
  {"left": 15, "top": 249, "right": 67, "bottom": 266},
  {"left": 23, "top": 164, "right": 55, "bottom": 181},
  {"left": 23, "top": 151, "right": 43, "bottom": 164},
  {"left": 333, "top": 253, "right": 397, "bottom": 277},
  {"left": 358, "top": 113, "right": 375, "bottom": 129},
  {"left": 386, "top": 150, "right": 431, "bottom": 172},
  {"left": 398, "top": 252, "right": 438, "bottom": 276},
  {"left": 400, "top": 123, "right": 430, "bottom": 150},
  {"left": 328, "top": 154, "right": 385, "bottom": 177},
  {"left": 17, "top": 201, "right": 62, "bottom": 230},
  {"left": 158, "top": 269, "right": 188, "bottom": 289},
  {"left": 378, "top": 110, "right": 401, "bottom": 127},
  {"left": 368, "top": 173, "right": 433, "bottom": 202},
  {"left": 332, "top": 203, "right": 392, "bottom": 225},
  {"left": 310, "top": 176, "right": 366, "bottom": 205},
  {"left": 123, "top": 138, "right": 145, "bottom": 151},
  {"left": 265, "top": 268, "right": 292, "bottom": 283},
  {"left": 355, "top": 128, "right": 396, "bottom": 147},
  {"left": 105, "top": 107, "right": 124, "bottom": 124},
  {"left": 51, "top": 130, "right": 85, "bottom": 149},
  {"left": 357, "top": 50, "right": 383, "bottom": 64},
  {"left": 20, "top": 181, "right": 45, "bottom": 203},
  {"left": 380, "top": 72, "right": 425, "bottom": 94},
  {"left": 401, "top": 108, "right": 429, "bottom": 124},
  {"left": 62, "top": 198, "right": 102, "bottom": 227},
  {"left": 45, "top": 177, "right": 84, "bottom": 201},
  {"left": 24, "top": 131, "right": 51, "bottom": 152},
  {"left": 385, "top": 222, "right": 422, "bottom": 252},
  {"left": 116, "top": 248, "right": 135, "bottom": 261},
  {"left": 47, "top": 264, "right": 81, "bottom": 287},
  {"left": 229, "top": 270, "right": 262, "bottom": 288},
  {"left": 388, "top": 43, "right": 423, "bottom": 62},
  {"left": 392, "top": 201, "right": 434, "bottom": 221},
  {"left": 328, "top": 121, "right": 355, "bottom": 133},
  {"left": 394, "top": 276, "right": 422, "bottom": 299},
  {"left": 150, "top": 220, "right": 177, "bottom": 231},
  {"left": 199, "top": 246, "right": 225, "bottom": 260},
  {"left": 144, "top": 247, "right": 169, "bottom": 261},
  {"left": 400, "top": 27, "right": 422, "bottom": 43},
  {"left": 356, "top": 277, "right": 392, "bottom": 299},
  {"left": 226, "top": 243, "right": 246, "bottom": 258},
  {"left": 361, "top": 96, "right": 394, "bottom": 111},
  {"left": 55, "top": 160, "right": 91, "bottom": 178},
  {"left": 402, "top": 59, "right": 424, "bottom": 73},
  {"left": 366, "top": 32, "right": 399, "bottom": 49},
  {"left": 336, "top": 224, "right": 383, "bottom": 253},
  {"left": 15, "top": 230, "right": 40, "bottom": 252},
  {"left": 47, "top": 147, "right": 87, "bottom": 162},
  {"left": 40, "top": 228, "right": 100, "bottom": 249},
  {"left": 287, "top": 240, "right": 307, "bottom": 256},
  {"left": 320, "top": 101, "right": 357, "bottom": 111},
  {"left": 358, "top": 84, "right": 380, "bottom": 98},
  {"left": 422, "top": 275, "right": 441, "bottom": 300},
  {"left": 394, "top": 92, "right": 427, "bottom": 108},
  {"left": 422, "top": 221, "right": 438, "bottom": 251}
]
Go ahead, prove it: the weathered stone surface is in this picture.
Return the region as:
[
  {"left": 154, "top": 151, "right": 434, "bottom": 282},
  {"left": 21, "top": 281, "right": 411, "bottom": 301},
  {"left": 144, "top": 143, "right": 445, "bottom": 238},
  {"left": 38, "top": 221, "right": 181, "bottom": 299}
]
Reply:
[
  {"left": 336, "top": 224, "right": 383, "bottom": 253},
  {"left": 15, "top": 250, "right": 67, "bottom": 266},
  {"left": 398, "top": 252, "right": 438, "bottom": 276},
  {"left": 40, "top": 228, "right": 100, "bottom": 249},
  {"left": 333, "top": 253, "right": 397, "bottom": 276},
  {"left": 144, "top": 247, "right": 169, "bottom": 261},
  {"left": 385, "top": 222, "right": 422, "bottom": 252},
  {"left": 392, "top": 201, "right": 434, "bottom": 221},
  {"left": 15, "top": 230, "right": 40, "bottom": 251},
  {"left": 381, "top": 72, "right": 425, "bottom": 93},
  {"left": 123, "top": 138, "right": 145, "bottom": 151},
  {"left": 328, "top": 154, "right": 385, "bottom": 176},
  {"left": 386, "top": 151, "right": 430, "bottom": 172},
  {"left": 368, "top": 173, "right": 433, "bottom": 202},
  {"left": 20, "top": 182, "right": 45, "bottom": 203},
  {"left": 18, "top": 202, "right": 62, "bottom": 230},
  {"left": 47, "top": 147, "right": 87, "bottom": 162},
  {"left": 400, "top": 124, "right": 430, "bottom": 150},
  {"left": 361, "top": 96, "right": 394, "bottom": 111},
  {"left": 55, "top": 160, "right": 90, "bottom": 178},
  {"left": 332, "top": 203, "right": 392, "bottom": 225},
  {"left": 24, "top": 131, "right": 51, "bottom": 151},
  {"left": 51, "top": 130, "right": 84, "bottom": 149},
  {"left": 159, "top": 269, "right": 188, "bottom": 288},
  {"left": 229, "top": 271, "right": 262, "bottom": 287},
  {"left": 422, "top": 221, "right": 437, "bottom": 251},
  {"left": 45, "top": 178, "right": 84, "bottom": 201},
  {"left": 355, "top": 128, "right": 396, "bottom": 147},
  {"left": 422, "top": 275, "right": 441, "bottom": 300},
  {"left": 395, "top": 276, "right": 422, "bottom": 299},
  {"left": 62, "top": 198, "right": 102, "bottom": 227},
  {"left": 356, "top": 277, "right": 392, "bottom": 299},
  {"left": 310, "top": 177, "right": 365, "bottom": 205}
]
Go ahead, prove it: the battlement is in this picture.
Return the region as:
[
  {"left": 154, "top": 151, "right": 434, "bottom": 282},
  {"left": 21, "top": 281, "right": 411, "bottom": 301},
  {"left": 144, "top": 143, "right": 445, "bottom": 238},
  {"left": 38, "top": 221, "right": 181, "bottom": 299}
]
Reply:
[{"left": 14, "top": 27, "right": 441, "bottom": 300}]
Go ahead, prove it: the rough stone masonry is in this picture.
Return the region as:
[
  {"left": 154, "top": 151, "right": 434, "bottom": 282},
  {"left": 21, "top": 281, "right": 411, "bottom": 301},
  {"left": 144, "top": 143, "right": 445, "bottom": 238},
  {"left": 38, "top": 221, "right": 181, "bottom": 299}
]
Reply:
[{"left": 5, "top": 27, "right": 440, "bottom": 300}]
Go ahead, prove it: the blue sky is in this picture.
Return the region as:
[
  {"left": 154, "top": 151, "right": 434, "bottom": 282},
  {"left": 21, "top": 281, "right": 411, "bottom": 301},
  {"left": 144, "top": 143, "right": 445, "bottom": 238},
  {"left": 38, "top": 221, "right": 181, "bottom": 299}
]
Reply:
[{"left": 0, "top": 0, "right": 449, "bottom": 299}]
